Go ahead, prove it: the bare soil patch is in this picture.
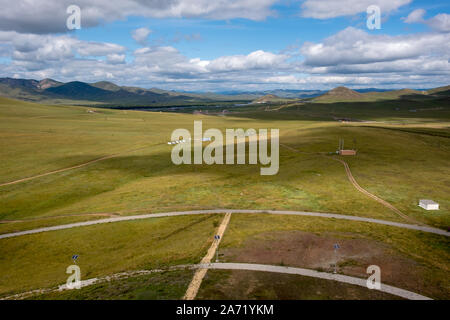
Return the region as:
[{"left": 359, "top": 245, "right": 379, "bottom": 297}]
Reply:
[
  {"left": 197, "top": 270, "right": 400, "bottom": 300},
  {"left": 221, "top": 230, "right": 448, "bottom": 299}
]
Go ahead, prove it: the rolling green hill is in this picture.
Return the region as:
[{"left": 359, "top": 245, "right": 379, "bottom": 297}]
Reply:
[
  {"left": 311, "top": 86, "right": 447, "bottom": 103},
  {"left": 1, "top": 77, "right": 449, "bottom": 108},
  {"left": 252, "top": 94, "right": 298, "bottom": 104},
  {"left": 0, "top": 77, "right": 255, "bottom": 106},
  {"left": 427, "top": 85, "right": 450, "bottom": 96}
]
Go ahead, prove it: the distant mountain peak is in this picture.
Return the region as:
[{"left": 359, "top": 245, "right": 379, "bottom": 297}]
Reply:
[
  {"left": 253, "top": 94, "right": 281, "bottom": 103},
  {"left": 37, "top": 78, "right": 62, "bottom": 90},
  {"left": 91, "top": 81, "right": 122, "bottom": 91},
  {"left": 0, "top": 77, "right": 448, "bottom": 106},
  {"left": 327, "top": 86, "right": 362, "bottom": 96},
  {"left": 314, "top": 86, "right": 363, "bottom": 102}
]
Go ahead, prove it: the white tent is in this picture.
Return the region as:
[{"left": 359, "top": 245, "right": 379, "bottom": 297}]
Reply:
[{"left": 419, "top": 200, "right": 439, "bottom": 210}]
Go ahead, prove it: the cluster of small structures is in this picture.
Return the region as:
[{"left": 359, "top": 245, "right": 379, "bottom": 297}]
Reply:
[
  {"left": 167, "top": 139, "right": 187, "bottom": 145},
  {"left": 167, "top": 137, "right": 212, "bottom": 145}
]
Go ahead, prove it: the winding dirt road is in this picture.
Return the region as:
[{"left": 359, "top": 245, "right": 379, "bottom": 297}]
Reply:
[
  {"left": 280, "top": 143, "right": 421, "bottom": 225},
  {"left": 330, "top": 157, "right": 418, "bottom": 224},
  {"left": 0, "top": 144, "right": 158, "bottom": 188}
]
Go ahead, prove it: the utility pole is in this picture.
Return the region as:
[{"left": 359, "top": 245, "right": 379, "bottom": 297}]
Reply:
[
  {"left": 333, "top": 244, "right": 340, "bottom": 273},
  {"left": 214, "top": 235, "right": 220, "bottom": 262}
]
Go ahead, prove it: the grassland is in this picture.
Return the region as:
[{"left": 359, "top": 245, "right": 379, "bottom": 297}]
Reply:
[
  {"left": 30, "top": 269, "right": 194, "bottom": 300},
  {"left": 1, "top": 96, "right": 449, "bottom": 227},
  {"left": 0, "top": 95, "right": 448, "bottom": 299},
  {"left": 0, "top": 214, "right": 222, "bottom": 297},
  {"left": 218, "top": 214, "right": 450, "bottom": 299},
  {"left": 197, "top": 270, "right": 400, "bottom": 300}
]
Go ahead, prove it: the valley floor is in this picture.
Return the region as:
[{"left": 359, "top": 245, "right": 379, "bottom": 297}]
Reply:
[{"left": 0, "top": 97, "right": 448, "bottom": 299}]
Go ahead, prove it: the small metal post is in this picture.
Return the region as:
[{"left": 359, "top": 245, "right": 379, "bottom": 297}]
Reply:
[
  {"left": 333, "top": 244, "right": 340, "bottom": 274},
  {"left": 214, "top": 235, "right": 220, "bottom": 262},
  {"left": 334, "top": 249, "right": 337, "bottom": 273}
]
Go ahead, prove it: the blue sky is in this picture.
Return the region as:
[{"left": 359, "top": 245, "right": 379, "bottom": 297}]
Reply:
[
  {"left": 0, "top": 0, "right": 449, "bottom": 91},
  {"left": 74, "top": 4, "right": 435, "bottom": 60}
]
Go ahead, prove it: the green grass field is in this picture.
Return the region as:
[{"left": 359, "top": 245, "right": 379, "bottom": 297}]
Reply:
[
  {"left": 29, "top": 269, "right": 194, "bottom": 300},
  {"left": 0, "top": 96, "right": 448, "bottom": 299},
  {"left": 0, "top": 214, "right": 222, "bottom": 296}
]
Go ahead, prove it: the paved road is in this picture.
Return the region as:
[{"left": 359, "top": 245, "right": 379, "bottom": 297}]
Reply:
[
  {"left": 200, "top": 263, "right": 431, "bottom": 300},
  {"left": 2, "top": 262, "right": 431, "bottom": 300},
  {"left": 1, "top": 209, "right": 448, "bottom": 240}
]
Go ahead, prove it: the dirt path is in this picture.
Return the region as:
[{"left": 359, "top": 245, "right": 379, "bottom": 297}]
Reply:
[
  {"left": 1, "top": 209, "right": 448, "bottom": 240},
  {"left": 0, "top": 144, "right": 158, "bottom": 188},
  {"left": 280, "top": 144, "right": 421, "bottom": 225},
  {"left": 0, "top": 212, "right": 119, "bottom": 224},
  {"left": 330, "top": 157, "right": 419, "bottom": 224},
  {"left": 2, "top": 262, "right": 431, "bottom": 300},
  {"left": 183, "top": 212, "right": 232, "bottom": 300}
]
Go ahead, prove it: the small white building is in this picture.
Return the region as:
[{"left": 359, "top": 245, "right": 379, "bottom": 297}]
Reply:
[{"left": 419, "top": 200, "right": 439, "bottom": 211}]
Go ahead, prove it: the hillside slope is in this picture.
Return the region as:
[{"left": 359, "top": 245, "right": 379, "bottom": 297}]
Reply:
[{"left": 314, "top": 87, "right": 364, "bottom": 102}]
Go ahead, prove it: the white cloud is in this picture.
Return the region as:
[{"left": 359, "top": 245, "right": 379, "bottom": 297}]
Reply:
[
  {"left": 427, "top": 13, "right": 450, "bottom": 32},
  {"left": 132, "top": 28, "right": 152, "bottom": 45},
  {"left": 300, "top": 27, "right": 450, "bottom": 67},
  {"left": 0, "top": 25, "right": 449, "bottom": 91},
  {"left": 0, "top": 30, "right": 126, "bottom": 74},
  {"left": 301, "top": 0, "right": 411, "bottom": 19},
  {"left": 403, "top": 9, "right": 450, "bottom": 32},
  {"left": 77, "top": 42, "right": 125, "bottom": 57},
  {"left": 133, "top": 46, "right": 288, "bottom": 75},
  {"left": 263, "top": 75, "right": 374, "bottom": 85},
  {"left": 106, "top": 53, "right": 126, "bottom": 64},
  {"left": 286, "top": 26, "right": 450, "bottom": 89},
  {"left": 403, "top": 9, "right": 426, "bottom": 23},
  {"left": 206, "top": 50, "right": 288, "bottom": 72},
  {"left": 0, "top": 0, "right": 278, "bottom": 34}
]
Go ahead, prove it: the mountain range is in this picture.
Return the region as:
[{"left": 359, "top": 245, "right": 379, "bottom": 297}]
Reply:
[{"left": 0, "top": 77, "right": 448, "bottom": 107}]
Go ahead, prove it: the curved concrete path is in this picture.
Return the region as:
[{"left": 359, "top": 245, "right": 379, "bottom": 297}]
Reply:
[
  {"left": 1, "top": 209, "right": 448, "bottom": 240},
  {"left": 2, "top": 263, "right": 431, "bottom": 300},
  {"left": 201, "top": 263, "right": 432, "bottom": 300}
]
